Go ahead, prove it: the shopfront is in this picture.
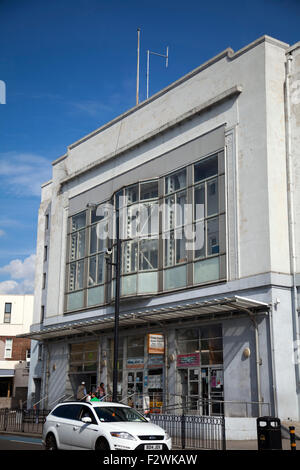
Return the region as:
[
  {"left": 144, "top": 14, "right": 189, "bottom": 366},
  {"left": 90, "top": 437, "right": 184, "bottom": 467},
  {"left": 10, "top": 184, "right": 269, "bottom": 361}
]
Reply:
[{"left": 176, "top": 324, "right": 224, "bottom": 415}]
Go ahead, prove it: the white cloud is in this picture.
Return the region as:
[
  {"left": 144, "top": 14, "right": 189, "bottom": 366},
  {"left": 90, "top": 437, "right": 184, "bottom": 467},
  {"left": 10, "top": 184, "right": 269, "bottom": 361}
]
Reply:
[
  {"left": 0, "top": 254, "right": 36, "bottom": 294},
  {"left": 0, "top": 152, "right": 52, "bottom": 197}
]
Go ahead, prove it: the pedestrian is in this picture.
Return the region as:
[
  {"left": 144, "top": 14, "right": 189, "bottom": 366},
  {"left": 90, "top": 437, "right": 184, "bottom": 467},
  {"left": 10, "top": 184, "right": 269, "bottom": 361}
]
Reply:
[
  {"left": 90, "top": 393, "right": 100, "bottom": 402},
  {"left": 96, "top": 382, "right": 106, "bottom": 400},
  {"left": 77, "top": 381, "right": 87, "bottom": 401}
]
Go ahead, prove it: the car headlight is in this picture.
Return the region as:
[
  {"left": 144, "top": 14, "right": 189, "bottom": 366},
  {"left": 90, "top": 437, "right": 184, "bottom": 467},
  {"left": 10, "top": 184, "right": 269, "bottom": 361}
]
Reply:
[
  {"left": 110, "top": 432, "right": 136, "bottom": 441},
  {"left": 165, "top": 432, "right": 170, "bottom": 440}
]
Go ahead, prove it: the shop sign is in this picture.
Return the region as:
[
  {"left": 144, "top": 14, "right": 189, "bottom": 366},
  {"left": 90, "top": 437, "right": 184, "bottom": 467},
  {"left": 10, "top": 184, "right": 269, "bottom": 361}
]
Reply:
[
  {"left": 127, "top": 357, "right": 144, "bottom": 369},
  {"left": 177, "top": 352, "right": 200, "bottom": 367},
  {"left": 148, "top": 334, "right": 164, "bottom": 354},
  {"left": 148, "top": 354, "right": 164, "bottom": 367}
]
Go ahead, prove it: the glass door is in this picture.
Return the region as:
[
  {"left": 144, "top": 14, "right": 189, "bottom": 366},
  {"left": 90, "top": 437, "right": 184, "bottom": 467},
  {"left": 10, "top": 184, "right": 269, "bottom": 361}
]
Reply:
[
  {"left": 200, "top": 367, "right": 224, "bottom": 415},
  {"left": 127, "top": 371, "right": 144, "bottom": 410}
]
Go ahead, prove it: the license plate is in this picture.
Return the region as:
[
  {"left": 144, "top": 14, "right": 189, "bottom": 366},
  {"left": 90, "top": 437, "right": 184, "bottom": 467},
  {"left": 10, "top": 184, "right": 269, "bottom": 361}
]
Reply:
[{"left": 144, "top": 444, "right": 163, "bottom": 450}]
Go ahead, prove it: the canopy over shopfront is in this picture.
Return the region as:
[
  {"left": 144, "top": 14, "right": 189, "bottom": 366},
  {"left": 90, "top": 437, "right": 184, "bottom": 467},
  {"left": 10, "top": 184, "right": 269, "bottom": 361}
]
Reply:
[{"left": 19, "top": 295, "right": 269, "bottom": 342}]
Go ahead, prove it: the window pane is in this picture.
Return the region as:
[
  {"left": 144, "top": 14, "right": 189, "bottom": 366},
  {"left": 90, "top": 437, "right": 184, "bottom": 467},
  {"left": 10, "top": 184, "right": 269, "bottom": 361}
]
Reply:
[
  {"left": 97, "top": 253, "right": 105, "bottom": 284},
  {"left": 164, "top": 265, "right": 187, "bottom": 290},
  {"left": 77, "top": 230, "right": 86, "bottom": 258},
  {"left": 137, "top": 271, "right": 158, "bottom": 293},
  {"left": 67, "top": 291, "right": 84, "bottom": 311},
  {"left": 121, "top": 274, "right": 137, "bottom": 295},
  {"left": 164, "top": 232, "right": 175, "bottom": 267},
  {"left": 175, "top": 229, "right": 187, "bottom": 264},
  {"left": 140, "top": 181, "right": 158, "bottom": 200},
  {"left": 70, "top": 233, "right": 77, "bottom": 261},
  {"left": 165, "top": 168, "right": 186, "bottom": 194},
  {"left": 176, "top": 191, "right": 187, "bottom": 227},
  {"left": 90, "top": 226, "right": 97, "bottom": 254},
  {"left": 123, "top": 240, "right": 138, "bottom": 274},
  {"left": 87, "top": 285, "right": 104, "bottom": 306},
  {"left": 69, "top": 263, "right": 76, "bottom": 291},
  {"left": 194, "top": 257, "right": 219, "bottom": 284},
  {"left": 139, "top": 238, "right": 158, "bottom": 270},
  {"left": 77, "top": 260, "right": 84, "bottom": 289},
  {"left": 125, "top": 185, "right": 138, "bottom": 204},
  {"left": 72, "top": 212, "right": 86, "bottom": 231},
  {"left": 207, "top": 179, "right": 218, "bottom": 216},
  {"left": 139, "top": 203, "right": 159, "bottom": 236},
  {"left": 4, "top": 303, "right": 12, "bottom": 314},
  {"left": 207, "top": 218, "right": 219, "bottom": 255},
  {"left": 164, "top": 195, "right": 175, "bottom": 231},
  {"left": 194, "top": 185, "right": 205, "bottom": 220},
  {"left": 88, "top": 256, "right": 97, "bottom": 286},
  {"left": 194, "top": 155, "right": 218, "bottom": 182},
  {"left": 194, "top": 221, "right": 205, "bottom": 259}
]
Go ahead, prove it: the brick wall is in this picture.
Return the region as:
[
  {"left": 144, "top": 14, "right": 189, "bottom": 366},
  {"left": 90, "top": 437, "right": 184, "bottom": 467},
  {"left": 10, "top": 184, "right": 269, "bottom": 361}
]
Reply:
[{"left": 0, "top": 337, "right": 31, "bottom": 361}]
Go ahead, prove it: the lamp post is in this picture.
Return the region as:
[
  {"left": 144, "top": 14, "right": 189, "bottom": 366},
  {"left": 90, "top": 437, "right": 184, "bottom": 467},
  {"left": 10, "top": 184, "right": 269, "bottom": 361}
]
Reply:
[{"left": 105, "top": 199, "right": 121, "bottom": 403}]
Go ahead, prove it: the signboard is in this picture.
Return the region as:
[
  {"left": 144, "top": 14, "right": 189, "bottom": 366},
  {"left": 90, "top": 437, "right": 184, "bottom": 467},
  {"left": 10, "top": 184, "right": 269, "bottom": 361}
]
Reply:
[
  {"left": 177, "top": 352, "right": 200, "bottom": 368},
  {"left": 148, "top": 354, "right": 164, "bottom": 367},
  {"left": 127, "top": 357, "right": 144, "bottom": 369},
  {"left": 148, "top": 334, "right": 164, "bottom": 354}
]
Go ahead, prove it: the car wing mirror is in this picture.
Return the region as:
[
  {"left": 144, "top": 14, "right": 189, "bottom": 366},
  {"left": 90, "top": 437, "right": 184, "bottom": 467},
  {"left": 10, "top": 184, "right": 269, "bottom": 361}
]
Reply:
[{"left": 81, "top": 416, "right": 92, "bottom": 424}]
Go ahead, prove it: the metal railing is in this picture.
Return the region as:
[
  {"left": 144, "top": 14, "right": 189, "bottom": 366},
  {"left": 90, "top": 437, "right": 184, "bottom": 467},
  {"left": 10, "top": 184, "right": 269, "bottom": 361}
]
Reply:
[{"left": 0, "top": 408, "right": 49, "bottom": 435}]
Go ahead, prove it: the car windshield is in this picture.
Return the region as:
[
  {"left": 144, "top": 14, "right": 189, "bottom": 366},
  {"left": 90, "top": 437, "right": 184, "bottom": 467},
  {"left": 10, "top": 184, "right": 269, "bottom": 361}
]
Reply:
[{"left": 94, "top": 407, "right": 147, "bottom": 423}]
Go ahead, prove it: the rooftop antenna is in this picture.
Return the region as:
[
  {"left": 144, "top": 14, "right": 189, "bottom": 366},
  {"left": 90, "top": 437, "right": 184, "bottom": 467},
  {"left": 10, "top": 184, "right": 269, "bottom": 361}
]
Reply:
[
  {"left": 136, "top": 28, "right": 141, "bottom": 106},
  {"left": 146, "top": 46, "right": 169, "bottom": 99}
]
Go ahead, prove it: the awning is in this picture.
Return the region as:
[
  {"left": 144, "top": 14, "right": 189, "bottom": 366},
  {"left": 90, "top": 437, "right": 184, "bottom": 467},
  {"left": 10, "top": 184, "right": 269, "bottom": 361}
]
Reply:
[
  {"left": 18, "top": 295, "right": 269, "bottom": 341},
  {"left": 0, "top": 369, "right": 15, "bottom": 378}
]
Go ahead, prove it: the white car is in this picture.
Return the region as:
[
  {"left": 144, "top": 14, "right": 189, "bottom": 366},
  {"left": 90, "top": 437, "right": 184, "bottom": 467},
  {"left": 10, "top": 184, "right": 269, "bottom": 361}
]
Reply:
[{"left": 42, "top": 401, "right": 172, "bottom": 451}]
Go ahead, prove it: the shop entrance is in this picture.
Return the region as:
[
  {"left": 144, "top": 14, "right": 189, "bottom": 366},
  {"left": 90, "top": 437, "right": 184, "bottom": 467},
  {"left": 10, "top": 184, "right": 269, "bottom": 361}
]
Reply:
[
  {"left": 178, "top": 366, "right": 224, "bottom": 415},
  {"left": 127, "top": 370, "right": 144, "bottom": 409}
]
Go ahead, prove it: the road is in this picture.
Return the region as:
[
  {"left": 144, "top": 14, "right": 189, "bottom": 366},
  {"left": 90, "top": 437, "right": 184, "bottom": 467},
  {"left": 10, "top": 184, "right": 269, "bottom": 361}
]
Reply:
[{"left": 0, "top": 433, "right": 43, "bottom": 450}]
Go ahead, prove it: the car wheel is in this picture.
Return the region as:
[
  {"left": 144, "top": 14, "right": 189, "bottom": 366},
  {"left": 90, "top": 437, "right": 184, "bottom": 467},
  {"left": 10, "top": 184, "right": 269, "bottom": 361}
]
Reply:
[
  {"left": 95, "top": 437, "right": 110, "bottom": 451},
  {"left": 45, "top": 433, "right": 58, "bottom": 450}
]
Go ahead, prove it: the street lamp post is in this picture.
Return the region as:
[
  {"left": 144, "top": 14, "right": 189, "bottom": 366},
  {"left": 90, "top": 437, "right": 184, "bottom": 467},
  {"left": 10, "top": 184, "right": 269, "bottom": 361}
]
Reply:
[{"left": 105, "top": 201, "right": 121, "bottom": 403}]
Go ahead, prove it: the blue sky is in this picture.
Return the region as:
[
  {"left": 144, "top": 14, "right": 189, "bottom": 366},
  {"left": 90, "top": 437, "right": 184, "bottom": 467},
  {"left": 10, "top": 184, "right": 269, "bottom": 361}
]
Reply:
[{"left": 0, "top": 0, "right": 299, "bottom": 294}]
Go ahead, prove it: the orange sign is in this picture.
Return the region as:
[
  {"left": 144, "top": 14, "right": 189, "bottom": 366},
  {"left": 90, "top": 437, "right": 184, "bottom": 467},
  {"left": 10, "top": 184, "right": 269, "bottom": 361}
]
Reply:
[{"left": 148, "top": 334, "right": 164, "bottom": 354}]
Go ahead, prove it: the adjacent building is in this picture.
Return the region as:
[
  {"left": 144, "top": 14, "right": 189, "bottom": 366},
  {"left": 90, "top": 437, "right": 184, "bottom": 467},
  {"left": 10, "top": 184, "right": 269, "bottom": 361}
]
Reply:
[
  {"left": 0, "top": 295, "right": 33, "bottom": 408},
  {"left": 24, "top": 35, "right": 300, "bottom": 421}
]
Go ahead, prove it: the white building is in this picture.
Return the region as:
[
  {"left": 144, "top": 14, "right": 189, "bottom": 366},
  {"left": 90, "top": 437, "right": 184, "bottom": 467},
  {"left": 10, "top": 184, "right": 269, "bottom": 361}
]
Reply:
[
  {"left": 0, "top": 294, "right": 33, "bottom": 408},
  {"left": 24, "top": 35, "right": 300, "bottom": 422}
]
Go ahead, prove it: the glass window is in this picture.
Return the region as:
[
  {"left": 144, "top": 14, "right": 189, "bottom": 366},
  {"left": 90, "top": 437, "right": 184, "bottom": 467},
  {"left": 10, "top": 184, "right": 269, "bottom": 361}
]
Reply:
[
  {"left": 207, "top": 218, "right": 219, "bottom": 255},
  {"left": 139, "top": 238, "right": 158, "bottom": 271},
  {"left": 194, "top": 155, "right": 218, "bottom": 183},
  {"left": 165, "top": 168, "right": 186, "bottom": 194},
  {"left": 4, "top": 339, "right": 13, "bottom": 358},
  {"left": 127, "top": 336, "right": 144, "bottom": 357},
  {"left": 125, "top": 185, "right": 138, "bottom": 204},
  {"left": 140, "top": 180, "right": 158, "bottom": 200},
  {"left": 122, "top": 240, "right": 138, "bottom": 274},
  {"left": 4, "top": 303, "right": 12, "bottom": 323},
  {"left": 51, "top": 404, "right": 82, "bottom": 420},
  {"left": 194, "top": 184, "right": 205, "bottom": 220},
  {"left": 207, "top": 179, "right": 218, "bottom": 216},
  {"left": 71, "top": 212, "right": 86, "bottom": 232}
]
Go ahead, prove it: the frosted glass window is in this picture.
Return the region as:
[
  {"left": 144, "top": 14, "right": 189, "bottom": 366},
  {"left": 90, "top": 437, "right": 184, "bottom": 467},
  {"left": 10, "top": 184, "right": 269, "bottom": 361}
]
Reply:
[
  {"left": 87, "top": 285, "right": 105, "bottom": 307},
  {"left": 122, "top": 274, "right": 137, "bottom": 296},
  {"left": 194, "top": 257, "right": 219, "bottom": 284},
  {"left": 67, "top": 291, "right": 84, "bottom": 311},
  {"left": 138, "top": 272, "right": 158, "bottom": 293},
  {"left": 164, "top": 265, "right": 187, "bottom": 290}
]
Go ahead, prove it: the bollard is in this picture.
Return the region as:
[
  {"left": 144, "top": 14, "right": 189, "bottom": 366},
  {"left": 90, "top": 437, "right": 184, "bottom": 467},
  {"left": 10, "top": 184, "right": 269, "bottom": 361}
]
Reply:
[{"left": 289, "top": 426, "right": 296, "bottom": 451}]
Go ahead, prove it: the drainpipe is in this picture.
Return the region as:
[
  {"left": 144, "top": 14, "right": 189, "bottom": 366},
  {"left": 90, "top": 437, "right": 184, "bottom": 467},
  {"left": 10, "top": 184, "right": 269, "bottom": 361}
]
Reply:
[{"left": 285, "top": 51, "right": 300, "bottom": 388}]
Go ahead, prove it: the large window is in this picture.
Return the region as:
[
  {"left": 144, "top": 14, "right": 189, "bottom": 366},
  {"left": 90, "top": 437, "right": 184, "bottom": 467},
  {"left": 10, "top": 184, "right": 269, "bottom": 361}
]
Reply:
[{"left": 65, "top": 150, "right": 225, "bottom": 312}]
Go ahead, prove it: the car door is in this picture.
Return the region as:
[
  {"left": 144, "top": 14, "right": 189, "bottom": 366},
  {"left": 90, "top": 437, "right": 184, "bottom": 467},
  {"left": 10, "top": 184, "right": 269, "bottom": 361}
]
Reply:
[
  {"left": 55, "top": 404, "right": 82, "bottom": 449},
  {"left": 72, "top": 405, "right": 99, "bottom": 450}
]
